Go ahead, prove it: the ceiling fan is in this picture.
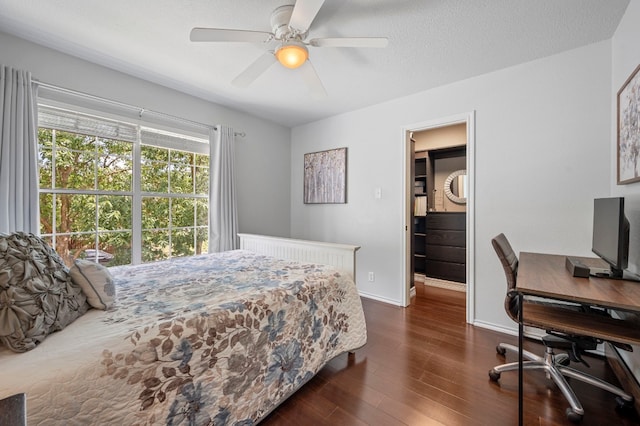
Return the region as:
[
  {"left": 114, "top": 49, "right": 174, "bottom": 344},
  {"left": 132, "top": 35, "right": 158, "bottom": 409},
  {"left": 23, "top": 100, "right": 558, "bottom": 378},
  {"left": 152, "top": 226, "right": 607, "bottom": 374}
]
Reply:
[{"left": 189, "top": 0, "right": 388, "bottom": 98}]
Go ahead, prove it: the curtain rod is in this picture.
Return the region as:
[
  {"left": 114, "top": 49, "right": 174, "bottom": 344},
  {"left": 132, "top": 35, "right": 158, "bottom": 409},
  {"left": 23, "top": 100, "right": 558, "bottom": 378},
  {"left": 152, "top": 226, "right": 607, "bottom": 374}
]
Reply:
[{"left": 35, "top": 81, "right": 246, "bottom": 138}]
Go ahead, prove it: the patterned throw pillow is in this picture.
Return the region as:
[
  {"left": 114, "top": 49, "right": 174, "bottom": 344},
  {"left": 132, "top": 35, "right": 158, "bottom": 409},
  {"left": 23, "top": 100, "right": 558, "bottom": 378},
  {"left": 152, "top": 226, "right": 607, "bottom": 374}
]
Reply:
[
  {"left": 0, "top": 232, "right": 89, "bottom": 352},
  {"left": 70, "top": 259, "right": 116, "bottom": 310}
]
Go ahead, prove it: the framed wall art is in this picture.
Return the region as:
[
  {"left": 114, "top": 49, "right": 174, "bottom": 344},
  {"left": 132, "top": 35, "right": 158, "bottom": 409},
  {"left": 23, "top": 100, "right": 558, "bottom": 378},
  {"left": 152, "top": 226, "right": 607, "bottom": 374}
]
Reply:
[
  {"left": 617, "top": 63, "right": 640, "bottom": 185},
  {"left": 303, "top": 147, "right": 347, "bottom": 204}
]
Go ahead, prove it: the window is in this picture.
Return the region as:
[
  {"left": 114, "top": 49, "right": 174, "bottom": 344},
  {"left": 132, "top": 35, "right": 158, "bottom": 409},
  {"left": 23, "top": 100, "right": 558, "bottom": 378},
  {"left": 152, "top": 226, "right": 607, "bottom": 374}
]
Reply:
[
  {"left": 139, "top": 134, "right": 209, "bottom": 262},
  {"left": 38, "top": 106, "right": 209, "bottom": 267}
]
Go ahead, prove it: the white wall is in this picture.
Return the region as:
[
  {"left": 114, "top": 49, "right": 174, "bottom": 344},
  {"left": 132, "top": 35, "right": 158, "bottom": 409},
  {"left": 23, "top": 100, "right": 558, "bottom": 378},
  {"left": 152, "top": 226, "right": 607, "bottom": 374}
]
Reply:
[
  {"left": 291, "top": 40, "right": 612, "bottom": 328},
  {"left": 612, "top": 0, "right": 640, "bottom": 280},
  {"left": 610, "top": 0, "right": 640, "bottom": 382},
  {"left": 0, "top": 31, "right": 292, "bottom": 239}
]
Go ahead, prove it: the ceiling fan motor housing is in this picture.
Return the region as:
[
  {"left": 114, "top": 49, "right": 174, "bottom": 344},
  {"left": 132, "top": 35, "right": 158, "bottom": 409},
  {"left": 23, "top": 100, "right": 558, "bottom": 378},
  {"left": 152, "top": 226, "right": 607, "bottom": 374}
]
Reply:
[{"left": 271, "top": 5, "right": 307, "bottom": 40}]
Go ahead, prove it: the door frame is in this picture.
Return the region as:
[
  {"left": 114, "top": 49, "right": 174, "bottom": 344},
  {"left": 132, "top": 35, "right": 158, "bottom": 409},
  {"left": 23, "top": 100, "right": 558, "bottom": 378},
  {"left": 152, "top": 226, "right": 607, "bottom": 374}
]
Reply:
[{"left": 401, "top": 111, "right": 476, "bottom": 323}]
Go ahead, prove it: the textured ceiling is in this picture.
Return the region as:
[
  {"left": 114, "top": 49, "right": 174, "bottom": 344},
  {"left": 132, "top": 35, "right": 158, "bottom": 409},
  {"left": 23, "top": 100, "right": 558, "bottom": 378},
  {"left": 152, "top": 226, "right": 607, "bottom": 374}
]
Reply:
[{"left": 0, "top": 0, "right": 630, "bottom": 127}]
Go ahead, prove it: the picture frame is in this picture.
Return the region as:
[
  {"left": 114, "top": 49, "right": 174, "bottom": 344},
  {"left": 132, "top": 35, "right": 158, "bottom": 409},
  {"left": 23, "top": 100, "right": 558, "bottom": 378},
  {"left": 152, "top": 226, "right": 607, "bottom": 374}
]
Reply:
[
  {"left": 617, "top": 63, "right": 640, "bottom": 185},
  {"left": 303, "top": 147, "right": 347, "bottom": 204}
]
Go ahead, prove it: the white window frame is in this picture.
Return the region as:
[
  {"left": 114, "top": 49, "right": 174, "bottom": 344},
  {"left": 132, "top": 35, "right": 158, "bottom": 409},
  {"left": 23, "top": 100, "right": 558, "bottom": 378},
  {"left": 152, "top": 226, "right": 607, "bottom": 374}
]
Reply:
[{"left": 37, "top": 104, "right": 210, "bottom": 266}]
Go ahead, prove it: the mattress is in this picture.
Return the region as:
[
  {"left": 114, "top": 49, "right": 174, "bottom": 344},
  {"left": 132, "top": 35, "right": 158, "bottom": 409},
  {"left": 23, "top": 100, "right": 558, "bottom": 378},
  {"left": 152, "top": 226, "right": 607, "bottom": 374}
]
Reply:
[{"left": 0, "top": 250, "right": 367, "bottom": 425}]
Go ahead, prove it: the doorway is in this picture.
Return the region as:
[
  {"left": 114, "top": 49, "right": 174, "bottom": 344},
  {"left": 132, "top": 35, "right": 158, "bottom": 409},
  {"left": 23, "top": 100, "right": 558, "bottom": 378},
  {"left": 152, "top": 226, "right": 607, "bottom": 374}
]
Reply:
[{"left": 402, "top": 112, "right": 475, "bottom": 324}]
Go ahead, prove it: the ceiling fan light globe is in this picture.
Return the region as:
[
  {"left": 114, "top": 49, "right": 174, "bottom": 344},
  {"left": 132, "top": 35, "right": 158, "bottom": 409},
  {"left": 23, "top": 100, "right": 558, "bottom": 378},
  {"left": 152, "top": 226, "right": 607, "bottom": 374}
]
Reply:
[{"left": 275, "top": 43, "right": 308, "bottom": 69}]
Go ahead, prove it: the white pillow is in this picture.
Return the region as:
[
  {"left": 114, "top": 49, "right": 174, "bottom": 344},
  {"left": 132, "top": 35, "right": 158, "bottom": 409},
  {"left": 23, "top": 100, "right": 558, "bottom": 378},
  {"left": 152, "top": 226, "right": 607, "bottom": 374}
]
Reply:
[{"left": 70, "top": 259, "right": 116, "bottom": 310}]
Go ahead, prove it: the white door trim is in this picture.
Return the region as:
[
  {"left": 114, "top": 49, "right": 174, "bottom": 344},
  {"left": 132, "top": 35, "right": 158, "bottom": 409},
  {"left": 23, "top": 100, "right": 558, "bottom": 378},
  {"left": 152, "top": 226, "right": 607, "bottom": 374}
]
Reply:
[{"left": 401, "top": 111, "right": 476, "bottom": 323}]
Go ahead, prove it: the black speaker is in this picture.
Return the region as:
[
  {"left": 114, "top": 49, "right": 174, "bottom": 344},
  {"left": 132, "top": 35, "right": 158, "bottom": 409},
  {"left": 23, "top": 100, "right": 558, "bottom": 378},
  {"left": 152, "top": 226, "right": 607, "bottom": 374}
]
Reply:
[{"left": 565, "top": 257, "right": 590, "bottom": 278}]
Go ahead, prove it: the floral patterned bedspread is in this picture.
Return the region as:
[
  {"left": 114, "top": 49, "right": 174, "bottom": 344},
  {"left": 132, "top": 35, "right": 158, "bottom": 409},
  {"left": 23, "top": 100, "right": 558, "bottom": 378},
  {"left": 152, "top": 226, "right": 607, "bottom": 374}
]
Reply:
[{"left": 0, "top": 250, "right": 367, "bottom": 425}]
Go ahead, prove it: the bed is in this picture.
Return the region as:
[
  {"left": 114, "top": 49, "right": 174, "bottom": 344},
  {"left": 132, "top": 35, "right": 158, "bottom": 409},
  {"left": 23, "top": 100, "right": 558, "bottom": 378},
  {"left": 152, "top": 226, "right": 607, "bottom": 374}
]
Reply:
[{"left": 0, "top": 233, "right": 366, "bottom": 425}]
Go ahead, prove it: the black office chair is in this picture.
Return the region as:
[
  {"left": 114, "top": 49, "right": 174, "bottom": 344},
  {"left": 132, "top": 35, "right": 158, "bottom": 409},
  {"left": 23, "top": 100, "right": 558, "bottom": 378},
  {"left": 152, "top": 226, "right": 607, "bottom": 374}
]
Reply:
[{"left": 488, "top": 233, "right": 634, "bottom": 422}]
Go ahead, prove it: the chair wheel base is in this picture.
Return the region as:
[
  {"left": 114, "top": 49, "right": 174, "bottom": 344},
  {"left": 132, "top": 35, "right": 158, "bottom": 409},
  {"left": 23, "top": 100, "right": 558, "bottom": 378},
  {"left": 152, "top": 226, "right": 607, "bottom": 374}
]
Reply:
[
  {"left": 615, "top": 396, "right": 635, "bottom": 412},
  {"left": 566, "top": 407, "right": 583, "bottom": 423},
  {"left": 488, "top": 369, "right": 500, "bottom": 381},
  {"left": 556, "top": 353, "right": 570, "bottom": 366},
  {"left": 496, "top": 345, "right": 506, "bottom": 356}
]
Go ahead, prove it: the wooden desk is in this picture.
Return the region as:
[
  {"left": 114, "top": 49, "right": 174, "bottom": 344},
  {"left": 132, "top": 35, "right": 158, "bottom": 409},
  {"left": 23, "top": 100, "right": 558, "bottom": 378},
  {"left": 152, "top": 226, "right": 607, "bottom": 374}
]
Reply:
[
  {"left": 515, "top": 252, "right": 640, "bottom": 425},
  {"left": 518, "top": 252, "right": 640, "bottom": 312}
]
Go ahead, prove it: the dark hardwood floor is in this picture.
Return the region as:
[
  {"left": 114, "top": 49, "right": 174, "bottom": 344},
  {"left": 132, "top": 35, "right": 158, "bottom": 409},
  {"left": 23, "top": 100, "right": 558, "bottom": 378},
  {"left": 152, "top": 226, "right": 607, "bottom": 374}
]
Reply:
[{"left": 261, "top": 284, "right": 640, "bottom": 425}]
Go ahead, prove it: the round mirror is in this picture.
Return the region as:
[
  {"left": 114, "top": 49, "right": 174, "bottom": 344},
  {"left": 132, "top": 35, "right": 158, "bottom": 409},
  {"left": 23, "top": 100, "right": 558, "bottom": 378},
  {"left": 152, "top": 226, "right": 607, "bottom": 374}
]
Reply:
[{"left": 444, "top": 170, "right": 467, "bottom": 204}]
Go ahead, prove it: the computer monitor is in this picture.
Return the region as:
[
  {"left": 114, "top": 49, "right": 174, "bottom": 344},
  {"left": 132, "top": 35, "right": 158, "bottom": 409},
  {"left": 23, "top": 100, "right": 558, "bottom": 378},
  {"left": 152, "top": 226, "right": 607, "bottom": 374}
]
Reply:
[{"left": 591, "top": 197, "right": 629, "bottom": 279}]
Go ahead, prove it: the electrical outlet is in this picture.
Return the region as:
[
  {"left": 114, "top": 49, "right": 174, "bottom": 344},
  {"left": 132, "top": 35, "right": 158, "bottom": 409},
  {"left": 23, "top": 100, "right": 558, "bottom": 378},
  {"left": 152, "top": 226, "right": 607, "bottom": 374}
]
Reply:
[{"left": 368, "top": 272, "right": 375, "bottom": 282}]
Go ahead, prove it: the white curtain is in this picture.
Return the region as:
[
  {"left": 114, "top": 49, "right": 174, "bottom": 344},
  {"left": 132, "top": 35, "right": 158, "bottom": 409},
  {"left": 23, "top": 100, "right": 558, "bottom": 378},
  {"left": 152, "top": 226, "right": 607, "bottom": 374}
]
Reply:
[
  {"left": 209, "top": 125, "right": 239, "bottom": 252},
  {"left": 0, "top": 66, "right": 39, "bottom": 234}
]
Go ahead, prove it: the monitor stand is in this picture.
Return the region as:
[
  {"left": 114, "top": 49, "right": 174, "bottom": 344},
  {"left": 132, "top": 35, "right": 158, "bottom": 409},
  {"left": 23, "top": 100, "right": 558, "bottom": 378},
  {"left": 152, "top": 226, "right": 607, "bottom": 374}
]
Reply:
[
  {"left": 589, "top": 268, "right": 640, "bottom": 282},
  {"left": 588, "top": 266, "right": 611, "bottom": 277},
  {"left": 564, "top": 256, "right": 640, "bottom": 282}
]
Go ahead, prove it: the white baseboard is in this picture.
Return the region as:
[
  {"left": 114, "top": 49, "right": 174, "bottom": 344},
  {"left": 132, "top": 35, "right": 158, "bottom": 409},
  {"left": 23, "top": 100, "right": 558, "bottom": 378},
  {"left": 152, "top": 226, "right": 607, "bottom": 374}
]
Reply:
[
  {"left": 473, "top": 320, "right": 518, "bottom": 336},
  {"left": 473, "top": 320, "right": 546, "bottom": 340},
  {"left": 358, "top": 290, "right": 404, "bottom": 306}
]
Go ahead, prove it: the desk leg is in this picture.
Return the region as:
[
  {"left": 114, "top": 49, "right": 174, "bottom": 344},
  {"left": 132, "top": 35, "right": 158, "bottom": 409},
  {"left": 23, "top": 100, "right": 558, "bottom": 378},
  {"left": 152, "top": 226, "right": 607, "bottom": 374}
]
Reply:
[{"left": 518, "top": 292, "right": 523, "bottom": 426}]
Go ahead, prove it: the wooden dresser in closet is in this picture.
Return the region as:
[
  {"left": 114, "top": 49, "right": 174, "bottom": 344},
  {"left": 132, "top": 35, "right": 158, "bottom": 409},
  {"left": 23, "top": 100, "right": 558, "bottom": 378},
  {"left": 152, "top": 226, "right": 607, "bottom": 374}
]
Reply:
[{"left": 424, "top": 212, "right": 466, "bottom": 283}]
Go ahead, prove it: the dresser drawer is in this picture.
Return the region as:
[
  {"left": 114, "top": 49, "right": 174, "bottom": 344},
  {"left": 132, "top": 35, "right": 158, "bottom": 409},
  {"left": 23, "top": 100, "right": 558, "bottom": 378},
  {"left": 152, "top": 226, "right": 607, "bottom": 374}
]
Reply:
[
  {"left": 425, "top": 260, "right": 466, "bottom": 283},
  {"left": 425, "top": 245, "right": 466, "bottom": 263},
  {"left": 425, "top": 230, "right": 465, "bottom": 247},
  {"left": 426, "top": 213, "right": 465, "bottom": 230}
]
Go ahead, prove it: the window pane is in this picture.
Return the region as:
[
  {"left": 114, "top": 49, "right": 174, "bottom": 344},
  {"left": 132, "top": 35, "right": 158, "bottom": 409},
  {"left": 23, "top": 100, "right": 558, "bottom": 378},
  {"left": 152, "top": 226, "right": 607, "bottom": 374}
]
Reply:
[
  {"left": 172, "top": 228, "right": 195, "bottom": 258},
  {"left": 170, "top": 164, "right": 193, "bottom": 194},
  {"left": 172, "top": 198, "right": 195, "bottom": 227},
  {"left": 195, "top": 199, "right": 208, "bottom": 227},
  {"left": 98, "top": 153, "right": 133, "bottom": 192},
  {"left": 171, "top": 150, "right": 193, "bottom": 165},
  {"left": 195, "top": 166, "right": 208, "bottom": 195},
  {"left": 39, "top": 193, "right": 54, "bottom": 235},
  {"left": 98, "top": 195, "right": 132, "bottom": 230},
  {"left": 141, "top": 160, "right": 169, "bottom": 193},
  {"left": 98, "top": 231, "right": 132, "bottom": 266},
  {"left": 55, "top": 147, "right": 96, "bottom": 190},
  {"left": 98, "top": 138, "right": 133, "bottom": 156},
  {"left": 56, "top": 130, "right": 94, "bottom": 150},
  {"left": 38, "top": 129, "right": 54, "bottom": 189},
  {"left": 56, "top": 194, "right": 96, "bottom": 233},
  {"left": 195, "top": 153, "right": 208, "bottom": 167},
  {"left": 38, "top": 128, "right": 53, "bottom": 149},
  {"left": 55, "top": 233, "right": 94, "bottom": 267},
  {"left": 195, "top": 227, "right": 208, "bottom": 255},
  {"left": 38, "top": 148, "right": 53, "bottom": 189},
  {"left": 142, "top": 230, "right": 170, "bottom": 262},
  {"left": 142, "top": 197, "right": 169, "bottom": 229},
  {"left": 41, "top": 235, "right": 54, "bottom": 248},
  {"left": 142, "top": 145, "right": 168, "bottom": 162}
]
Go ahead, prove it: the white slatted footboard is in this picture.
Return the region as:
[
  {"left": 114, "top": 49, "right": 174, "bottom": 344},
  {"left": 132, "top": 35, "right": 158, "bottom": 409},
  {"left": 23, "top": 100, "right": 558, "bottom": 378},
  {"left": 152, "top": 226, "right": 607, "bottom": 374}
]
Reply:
[{"left": 237, "top": 233, "right": 360, "bottom": 281}]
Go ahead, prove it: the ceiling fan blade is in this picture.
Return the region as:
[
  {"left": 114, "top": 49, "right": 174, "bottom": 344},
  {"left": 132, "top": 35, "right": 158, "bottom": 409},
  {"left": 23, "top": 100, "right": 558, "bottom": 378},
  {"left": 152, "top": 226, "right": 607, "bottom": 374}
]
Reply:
[
  {"left": 231, "top": 52, "right": 277, "bottom": 88},
  {"left": 300, "top": 61, "right": 327, "bottom": 99},
  {"left": 190, "top": 28, "right": 272, "bottom": 43},
  {"left": 309, "top": 37, "right": 389, "bottom": 48},
  {"left": 289, "top": 0, "right": 326, "bottom": 32}
]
